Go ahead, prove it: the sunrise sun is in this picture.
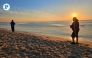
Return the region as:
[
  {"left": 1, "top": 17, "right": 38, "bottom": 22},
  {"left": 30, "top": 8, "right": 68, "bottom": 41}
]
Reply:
[{"left": 72, "top": 13, "right": 77, "bottom": 17}]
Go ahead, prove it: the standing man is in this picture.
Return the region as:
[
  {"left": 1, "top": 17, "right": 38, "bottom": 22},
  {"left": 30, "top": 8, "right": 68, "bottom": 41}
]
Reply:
[
  {"left": 10, "top": 20, "right": 15, "bottom": 32},
  {"left": 70, "top": 17, "right": 80, "bottom": 44}
]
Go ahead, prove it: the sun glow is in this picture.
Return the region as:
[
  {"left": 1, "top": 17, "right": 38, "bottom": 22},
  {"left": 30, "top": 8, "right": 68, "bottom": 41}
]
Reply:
[{"left": 72, "top": 13, "right": 77, "bottom": 17}]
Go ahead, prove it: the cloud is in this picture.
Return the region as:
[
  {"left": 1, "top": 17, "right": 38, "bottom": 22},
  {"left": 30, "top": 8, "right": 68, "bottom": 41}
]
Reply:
[{"left": 0, "top": 7, "right": 60, "bottom": 22}]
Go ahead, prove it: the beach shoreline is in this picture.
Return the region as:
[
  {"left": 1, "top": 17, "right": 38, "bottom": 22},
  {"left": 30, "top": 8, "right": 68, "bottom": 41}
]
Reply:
[
  {"left": 0, "top": 28, "right": 92, "bottom": 58},
  {"left": 0, "top": 28, "right": 91, "bottom": 44}
]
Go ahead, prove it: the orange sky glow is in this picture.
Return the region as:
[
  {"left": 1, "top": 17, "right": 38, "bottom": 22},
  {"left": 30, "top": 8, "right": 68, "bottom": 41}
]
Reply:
[{"left": 0, "top": 0, "right": 92, "bottom": 22}]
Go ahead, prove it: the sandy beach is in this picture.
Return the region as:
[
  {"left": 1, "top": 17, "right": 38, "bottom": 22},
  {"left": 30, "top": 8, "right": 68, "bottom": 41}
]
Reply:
[{"left": 0, "top": 28, "right": 92, "bottom": 58}]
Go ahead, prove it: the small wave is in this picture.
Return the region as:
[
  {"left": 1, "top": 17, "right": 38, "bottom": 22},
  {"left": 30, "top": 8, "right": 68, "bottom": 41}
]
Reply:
[
  {"left": 80, "top": 25, "right": 85, "bottom": 26},
  {"left": 51, "top": 24, "right": 66, "bottom": 27},
  {"left": 17, "top": 22, "right": 28, "bottom": 24}
]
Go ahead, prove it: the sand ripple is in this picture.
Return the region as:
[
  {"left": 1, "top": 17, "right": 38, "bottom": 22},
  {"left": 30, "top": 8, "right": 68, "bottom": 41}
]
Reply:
[{"left": 0, "top": 29, "right": 92, "bottom": 58}]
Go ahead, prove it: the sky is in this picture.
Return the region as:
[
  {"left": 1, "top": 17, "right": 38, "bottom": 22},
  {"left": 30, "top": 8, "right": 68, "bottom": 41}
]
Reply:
[{"left": 0, "top": 0, "right": 92, "bottom": 22}]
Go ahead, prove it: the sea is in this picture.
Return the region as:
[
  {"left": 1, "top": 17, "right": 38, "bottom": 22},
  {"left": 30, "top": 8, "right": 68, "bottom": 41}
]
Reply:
[{"left": 0, "top": 20, "right": 92, "bottom": 42}]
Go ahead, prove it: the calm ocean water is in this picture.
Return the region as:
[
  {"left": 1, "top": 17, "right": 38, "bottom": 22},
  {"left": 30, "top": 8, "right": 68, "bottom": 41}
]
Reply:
[{"left": 0, "top": 20, "right": 92, "bottom": 42}]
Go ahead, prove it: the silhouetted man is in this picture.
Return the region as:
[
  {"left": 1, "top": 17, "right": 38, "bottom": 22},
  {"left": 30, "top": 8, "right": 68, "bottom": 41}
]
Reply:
[
  {"left": 70, "top": 17, "right": 80, "bottom": 44},
  {"left": 10, "top": 20, "right": 15, "bottom": 32}
]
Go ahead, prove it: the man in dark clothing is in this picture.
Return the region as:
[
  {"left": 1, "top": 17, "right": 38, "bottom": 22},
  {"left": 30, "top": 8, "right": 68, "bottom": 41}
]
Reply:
[
  {"left": 70, "top": 17, "right": 80, "bottom": 44},
  {"left": 10, "top": 20, "right": 15, "bottom": 32}
]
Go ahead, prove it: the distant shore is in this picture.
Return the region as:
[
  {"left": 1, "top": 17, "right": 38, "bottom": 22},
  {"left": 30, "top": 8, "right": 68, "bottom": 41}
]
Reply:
[{"left": 0, "top": 28, "right": 92, "bottom": 58}]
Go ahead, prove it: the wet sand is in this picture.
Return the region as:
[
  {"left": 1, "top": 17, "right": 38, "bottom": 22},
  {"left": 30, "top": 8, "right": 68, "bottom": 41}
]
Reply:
[{"left": 0, "top": 28, "right": 92, "bottom": 58}]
